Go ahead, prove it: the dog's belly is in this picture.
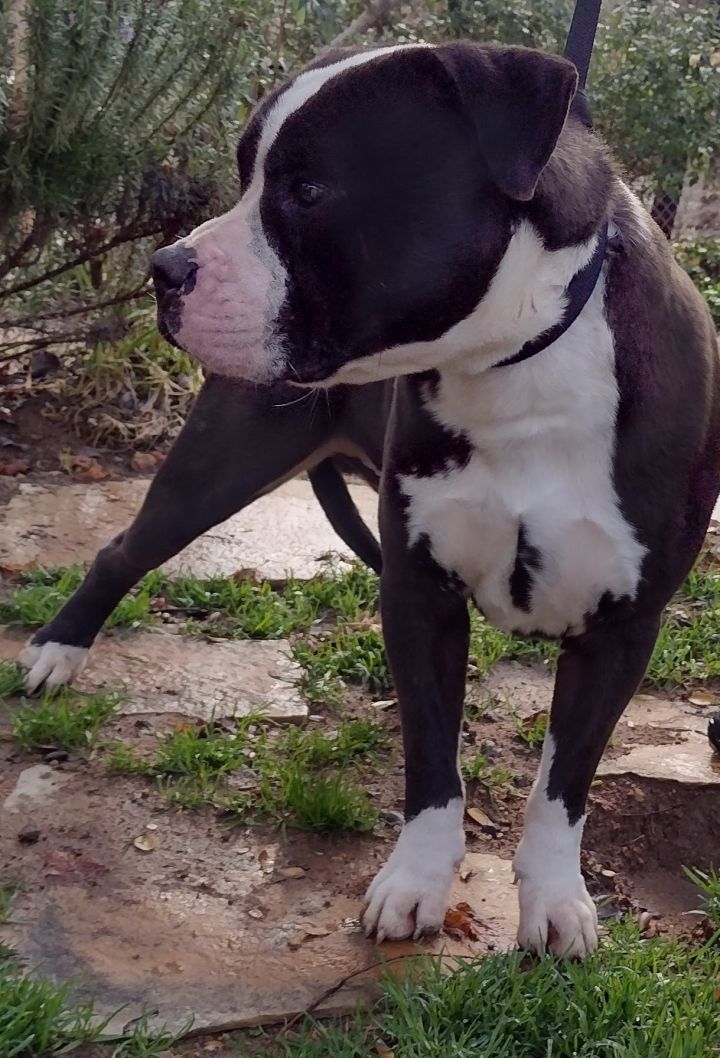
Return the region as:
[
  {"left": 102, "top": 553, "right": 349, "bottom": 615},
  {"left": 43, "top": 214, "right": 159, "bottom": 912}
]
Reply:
[{"left": 404, "top": 455, "right": 644, "bottom": 636}]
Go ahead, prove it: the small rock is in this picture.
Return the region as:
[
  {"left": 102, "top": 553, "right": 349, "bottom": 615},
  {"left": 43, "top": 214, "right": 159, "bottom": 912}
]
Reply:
[
  {"left": 479, "top": 739, "right": 498, "bottom": 760},
  {"left": 278, "top": 866, "right": 306, "bottom": 880},
  {"left": 248, "top": 908, "right": 264, "bottom": 920},
  {"left": 43, "top": 749, "right": 69, "bottom": 764},
  {"left": 133, "top": 833, "right": 156, "bottom": 853},
  {"left": 372, "top": 699, "right": 396, "bottom": 711},
  {"left": 379, "top": 810, "right": 404, "bottom": 828},
  {"left": 30, "top": 350, "right": 60, "bottom": 380},
  {"left": 600, "top": 868, "right": 616, "bottom": 878},
  {"left": 18, "top": 824, "right": 40, "bottom": 845}
]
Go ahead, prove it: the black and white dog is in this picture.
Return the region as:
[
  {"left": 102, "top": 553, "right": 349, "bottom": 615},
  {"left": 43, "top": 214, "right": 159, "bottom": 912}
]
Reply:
[{"left": 22, "top": 42, "right": 720, "bottom": 957}]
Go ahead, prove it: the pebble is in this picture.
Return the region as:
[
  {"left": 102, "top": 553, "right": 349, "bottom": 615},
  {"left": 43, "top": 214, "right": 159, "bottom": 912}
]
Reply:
[{"left": 18, "top": 825, "right": 40, "bottom": 845}]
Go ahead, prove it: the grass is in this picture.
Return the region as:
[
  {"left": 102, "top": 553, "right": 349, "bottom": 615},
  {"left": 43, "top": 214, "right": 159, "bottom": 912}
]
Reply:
[
  {"left": 7, "top": 557, "right": 720, "bottom": 695},
  {"left": 107, "top": 715, "right": 385, "bottom": 832},
  {"left": 685, "top": 867, "right": 720, "bottom": 927},
  {"left": 513, "top": 709, "right": 549, "bottom": 748},
  {"left": 0, "top": 661, "right": 25, "bottom": 698},
  {"left": 461, "top": 752, "right": 515, "bottom": 788},
  {"left": 0, "top": 564, "right": 379, "bottom": 637},
  {"left": 10, "top": 686, "right": 122, "bottom": 752},
  {"left": 256, "top": 919, "right": 720, "bottom": 1058},
  {"left": 293, "top": 625, "right": 391, "bottom": 699}
]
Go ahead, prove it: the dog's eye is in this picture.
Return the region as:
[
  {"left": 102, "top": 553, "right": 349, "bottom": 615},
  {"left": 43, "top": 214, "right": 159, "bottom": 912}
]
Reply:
[{"left": 295, "top": 181, "right": 327, "bottom": 207}]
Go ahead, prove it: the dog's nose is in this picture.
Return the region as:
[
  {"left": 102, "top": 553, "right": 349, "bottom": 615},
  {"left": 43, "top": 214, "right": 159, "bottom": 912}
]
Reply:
[{"left": 151, "top": 245, "right": 198, "bottom": 297}]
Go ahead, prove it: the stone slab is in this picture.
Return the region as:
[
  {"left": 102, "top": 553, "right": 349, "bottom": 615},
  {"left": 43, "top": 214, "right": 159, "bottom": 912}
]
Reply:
[
  {"left": 0, "top": 628, "right": 306, "bottom": 723},
  {"left": 0, "top": 477, "right": 378, "bottom": 581},
  {"left": 0, "top": 751, "right": 517, "bottom": 1035},
  {"left": 598, "top": 734, "right": 720, "bottom": 786}
]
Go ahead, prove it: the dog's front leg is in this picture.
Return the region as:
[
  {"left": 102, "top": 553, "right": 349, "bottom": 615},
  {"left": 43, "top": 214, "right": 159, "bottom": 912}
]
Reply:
[
  {"left": 514, "top": 614, "right": 660, "bottom": 957},
  {"left": 364, "top": 548, "right": 470, "bottom": 942}
]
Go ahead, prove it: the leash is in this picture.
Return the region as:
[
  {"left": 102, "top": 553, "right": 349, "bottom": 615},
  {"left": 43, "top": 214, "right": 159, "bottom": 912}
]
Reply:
[{"left": 494, "top": 0, "right": 606, "bottom": 370}]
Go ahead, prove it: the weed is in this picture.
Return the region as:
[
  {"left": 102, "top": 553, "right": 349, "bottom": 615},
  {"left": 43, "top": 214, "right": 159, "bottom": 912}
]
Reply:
[
  {"left": 0, "top": 972, "right": 100, "bottom": 1056},
  {"left": 685, "top": 866, "right": 720, "bottom": 929},
  {"left": 469, "top": 612, "right": 559, "bottom": 677},
  {"left": 513, "top": 710, "right": 548, "bottom": 748},
  {"left": 0, "top": 660, "right": 25, "bottom": 699},
  {"left": 461, "top": 754, "right": 514, "bottom": 788},
  {"left": 293, "top": 625, "right": 391, "bottom": 696},
  {"left": 108, "top": 715, "right": 385, "bottom": 832},
  {"left": 0, "top": 883, "right": 19, "bottom": 926},
  {"left": 274, "top": 766, "right": 378, "bottom": 832},
  {"left": 12, "top": 687, "right": 121, "bottom": 751}
]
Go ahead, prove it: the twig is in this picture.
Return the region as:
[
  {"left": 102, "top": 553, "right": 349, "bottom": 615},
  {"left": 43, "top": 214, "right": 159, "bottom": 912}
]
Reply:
[
  {"left": 0, "top": 284, "right": 149, "bottom": 330},
  {"left": 323, "top": 0, "right": 407, "bottom": 51},
  {"left": 0, "top": 226, "right": 162, "bottom": 298}
]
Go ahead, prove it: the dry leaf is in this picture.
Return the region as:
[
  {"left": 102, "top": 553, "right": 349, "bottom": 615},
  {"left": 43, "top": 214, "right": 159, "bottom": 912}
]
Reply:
[
  {"left": 443, "top": 902, "right": 482, "bottom": 941},
  {"left": 230, "top": 567, "right": 262, "bottom": 584},
  {"left": 73, "top": 458, "right": 110, "bottom": 482},
  {"left": 301, "top": 923, "right": 330, "bottom": 937},
  {"left": 133, "top": 833, "right": 156, "bottom": 853},
  {"left": 131, "top": 451, "right": 159, "bottom": 473},
  {"left": 466, "top": 806, "right": 498, "bottom": 834},
  {"left": 0, "top": 560, "right": 38, "bottom": 577},
  {"left": 688, "top": 691, "right": 717, "bottom": 707},
  {"left": 0, "top": 459, "right": 29, "bottom": 476},
  {"left": 278, "top": 866, "right": 306, "bottom": 879}
]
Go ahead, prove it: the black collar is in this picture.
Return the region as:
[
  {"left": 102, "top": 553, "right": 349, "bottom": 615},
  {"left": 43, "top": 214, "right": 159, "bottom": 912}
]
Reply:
[{"left": 494, "top": 221, "right": 609, "bottom": 370}]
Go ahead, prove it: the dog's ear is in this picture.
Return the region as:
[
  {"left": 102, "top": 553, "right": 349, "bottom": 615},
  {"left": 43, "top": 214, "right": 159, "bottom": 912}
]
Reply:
[{"left": 437, "top": 43, "right": 578, "bottom": 202}]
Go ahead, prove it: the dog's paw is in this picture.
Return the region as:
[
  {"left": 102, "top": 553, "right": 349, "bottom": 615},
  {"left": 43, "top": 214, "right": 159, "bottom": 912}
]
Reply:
[
  {"left": 18, "top": 641, "right": 89, "bottom": 694},
  {"left": 363, "top": 800, "right": 464, "bottom": 942},
  {"left": 516, "top": 874, "right": 598, "bottom": 958}
]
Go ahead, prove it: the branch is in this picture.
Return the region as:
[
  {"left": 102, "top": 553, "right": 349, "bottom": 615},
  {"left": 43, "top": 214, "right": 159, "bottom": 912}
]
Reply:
[
  {"left": 323, "top": 0, "right": 407, "bottom": 51},
  {"left": 0, "top": 225, "right": 162, "bottom": 298},
  {"left": 0, "top": 284, "right": 148, "bottom": 330}
]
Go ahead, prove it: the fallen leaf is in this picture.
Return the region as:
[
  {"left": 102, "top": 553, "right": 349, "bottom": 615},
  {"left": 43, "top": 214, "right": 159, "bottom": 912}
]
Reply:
[
  {"left": 0, "top": 560, "right": 38, "bottom": 577},
  {"left": 73, "top": 458, "right": 110, "bottom": 482},
  {"left": 133, "top": 833, "right": 156, "bottom": 853},
  {"left": 301, "top": 923, "right": 330, "bottom": 937},
  {"left": 443, "top": 902, "right": 483, "bottom": 941},
  {"left": 231, "top": 567, "right": 263, "bottom": 584},
  {"left": 131, "top": 451, "right": 160, "bottom": 473},
  {"left": 688, "top": 691, "right": 717, "bottom": 707},
  {"left": 466, "top": 806, "right": 498, "bottom": 835},
  {"left": 258, "top": 849, "right": 274, "bottom": 873},
  {"left": 0, "top": 459, "right": 29, "bottom": 476},
  {"left": 278, "top": 866, "right": 306, "bottom": 879}
]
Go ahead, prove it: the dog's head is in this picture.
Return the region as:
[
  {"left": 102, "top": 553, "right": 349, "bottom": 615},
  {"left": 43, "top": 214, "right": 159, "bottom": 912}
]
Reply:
[{"left": 152, "top": 43, "right": 578, "bottom": 385}]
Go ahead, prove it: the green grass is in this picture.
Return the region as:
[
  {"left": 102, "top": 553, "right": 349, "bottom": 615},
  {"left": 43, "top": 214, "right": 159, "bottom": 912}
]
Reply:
[
  {"left": 108, "top": 715, "right": 385, "bottom": 832},
  {"left": 293, "top": 625, "right": 391, "bottom": 698},
  {"left": 0, "top": 564, "right": 380, "bottom": 639},
  {"left": 685, "top": 867, "right": 720, "bottom": 927},
  {"left": 0, "top": 661, "right": 25, "bottom": 698},
  {"left": 646, "top": 562, "right": 720, "bottom": 689},
  {"left": 258, "top": 920, "right": 720, "bottom": 1058},
  {"left": 513, "top": 709, "right": 549, "bottom": 748},
  {"left": 469, "top": 612, "right": 559, "bottom": 676},
  {"left": 11, "top": 687, "right": 122, "bottom": 752},
  {"left": 461, "top": 752, "right": 515, "bottom": 788}
]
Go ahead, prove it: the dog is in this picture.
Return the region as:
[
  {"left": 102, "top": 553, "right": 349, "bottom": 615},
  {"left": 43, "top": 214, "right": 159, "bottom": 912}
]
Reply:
[{"left": 23, "top": 41, "right": 720, "bottom": 958}]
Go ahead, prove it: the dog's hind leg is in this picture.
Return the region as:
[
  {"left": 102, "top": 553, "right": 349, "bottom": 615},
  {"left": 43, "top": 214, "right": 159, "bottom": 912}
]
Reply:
[
  {"left": 513, "top": 613, "right": 660, "bottom": 958},
  {"left": 19, "top": 377, "right": 336, "bottom": 692}
]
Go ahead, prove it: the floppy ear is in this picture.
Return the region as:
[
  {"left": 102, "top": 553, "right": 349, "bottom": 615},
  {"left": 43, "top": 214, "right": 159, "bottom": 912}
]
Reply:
[{"left": 437, "top": 43, "right": 578, "bottom": 202}]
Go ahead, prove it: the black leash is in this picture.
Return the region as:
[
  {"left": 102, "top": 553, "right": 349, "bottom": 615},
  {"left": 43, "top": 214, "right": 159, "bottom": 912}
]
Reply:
[
  {"left": 564, "top": 0, "right": 603, "bottom": 91},
  {"left": 494, "top": 0, "right": 606, "bottom": 371}
]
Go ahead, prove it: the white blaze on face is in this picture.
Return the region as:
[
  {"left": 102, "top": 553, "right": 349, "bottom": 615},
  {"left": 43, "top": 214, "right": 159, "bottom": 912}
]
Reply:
[{"left": 172, "top": 44, "right": 429, "bottom": 382}]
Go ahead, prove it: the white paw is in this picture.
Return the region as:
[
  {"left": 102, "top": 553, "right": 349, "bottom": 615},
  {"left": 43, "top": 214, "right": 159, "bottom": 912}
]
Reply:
[
  {"left": 363, "top": 800, "right": 464, "bottom": 942},
  {"left": 18, "top": 641, "right": 89, "bottom": 694},
  {"left": 516, "top": 874, "right": 598, "bottom": 958}
]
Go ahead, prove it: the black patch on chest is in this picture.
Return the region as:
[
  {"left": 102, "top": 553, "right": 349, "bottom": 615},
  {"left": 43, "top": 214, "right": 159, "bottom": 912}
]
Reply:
[{"left": 509, "top": 521, "right": 542, "bottom": 613}]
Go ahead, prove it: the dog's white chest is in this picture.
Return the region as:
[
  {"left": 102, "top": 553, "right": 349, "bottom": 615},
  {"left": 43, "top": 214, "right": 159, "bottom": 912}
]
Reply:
[{"left": 399, "top": 284, "right": 646, "bottom": 637}]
